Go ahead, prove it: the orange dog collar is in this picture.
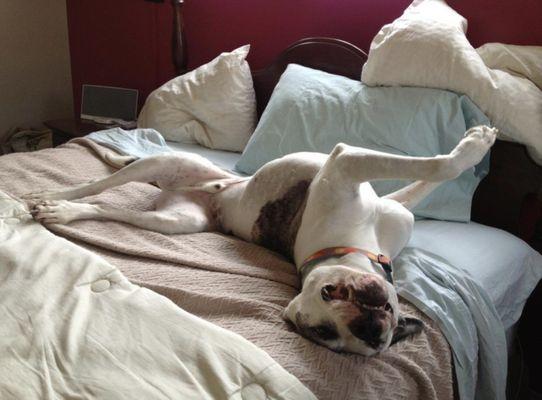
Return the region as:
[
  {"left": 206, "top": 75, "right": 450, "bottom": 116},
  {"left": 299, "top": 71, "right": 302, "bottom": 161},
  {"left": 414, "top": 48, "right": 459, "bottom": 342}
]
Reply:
[{"left": 299, "top": 246, "right": 393, "bottom": 284}]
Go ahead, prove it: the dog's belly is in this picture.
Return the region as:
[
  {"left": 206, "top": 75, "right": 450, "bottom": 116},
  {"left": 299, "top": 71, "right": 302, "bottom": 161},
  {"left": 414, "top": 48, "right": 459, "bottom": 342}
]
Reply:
[{"left": 216, "top": 153, "right": 325, "bottom": 252}]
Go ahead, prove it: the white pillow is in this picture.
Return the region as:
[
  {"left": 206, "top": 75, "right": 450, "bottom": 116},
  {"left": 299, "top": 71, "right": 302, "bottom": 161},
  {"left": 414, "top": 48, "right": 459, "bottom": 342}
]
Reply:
[
  {"left": 477, "top": 43, "right": 542, "bottom": 90},
  {"left": 138, "top": 45, "right": 256, "bottom": 152},
  {"left": 361, "top": 0, "right": 542, "bottom": 164}
]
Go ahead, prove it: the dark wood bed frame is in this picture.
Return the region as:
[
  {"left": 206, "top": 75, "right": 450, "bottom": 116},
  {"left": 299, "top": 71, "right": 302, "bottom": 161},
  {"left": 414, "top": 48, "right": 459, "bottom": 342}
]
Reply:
[{"left": 169, "top": 1, "right": 542, "bottom": 254}]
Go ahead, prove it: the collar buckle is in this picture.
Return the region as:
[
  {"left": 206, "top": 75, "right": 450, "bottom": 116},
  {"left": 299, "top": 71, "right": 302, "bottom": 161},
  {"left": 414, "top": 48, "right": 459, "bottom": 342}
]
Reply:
[{"left": 377, "top": 253, "right": 391, "bottom": 265}]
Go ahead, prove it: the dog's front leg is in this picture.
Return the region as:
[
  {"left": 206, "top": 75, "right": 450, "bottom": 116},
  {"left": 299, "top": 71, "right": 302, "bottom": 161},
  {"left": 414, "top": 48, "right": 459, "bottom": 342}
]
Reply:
[{"left": 382, "top": 181, "right": 442, "bottom": 210}]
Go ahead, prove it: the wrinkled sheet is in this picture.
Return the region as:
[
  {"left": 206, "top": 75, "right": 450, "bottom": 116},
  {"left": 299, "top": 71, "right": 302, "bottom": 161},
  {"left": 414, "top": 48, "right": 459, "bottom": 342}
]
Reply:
[
  {"left": 0, "top": 191, "right": 315, "bottom": 400},
  {"left": 395, "top": 248, "right": 507, "bottom": 400},
  {"left": 0, "top": 143, "right": 454, "bottom": 399},
  {"left": 86, "top": 127, "right": 173, "bottom": 159}
]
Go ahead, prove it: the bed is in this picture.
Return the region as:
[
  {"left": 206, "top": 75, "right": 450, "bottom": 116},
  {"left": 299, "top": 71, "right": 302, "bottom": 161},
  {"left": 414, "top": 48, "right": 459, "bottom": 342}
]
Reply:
[{"left": 1, "top": 1, "right": 541, "bottom": 399}]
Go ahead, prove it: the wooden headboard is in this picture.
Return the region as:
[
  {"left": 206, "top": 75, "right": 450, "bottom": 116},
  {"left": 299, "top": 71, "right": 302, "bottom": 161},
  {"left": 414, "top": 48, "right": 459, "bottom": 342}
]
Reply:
[
  {"left": 251, "top": 38, "right": 368, "bottom": 117},
  {"left": 169, "top": 1, "right": 542, "bottom": 252}
]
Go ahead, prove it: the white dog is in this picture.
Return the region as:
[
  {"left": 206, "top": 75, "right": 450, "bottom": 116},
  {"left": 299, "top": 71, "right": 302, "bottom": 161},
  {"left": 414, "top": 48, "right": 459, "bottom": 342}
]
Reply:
[{"left": 25, "top": 126, "right": 496, "bottom": 356}]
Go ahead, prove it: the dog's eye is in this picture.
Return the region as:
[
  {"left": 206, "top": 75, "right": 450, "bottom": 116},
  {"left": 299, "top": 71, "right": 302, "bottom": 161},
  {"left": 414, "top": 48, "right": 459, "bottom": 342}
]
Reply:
[
  {"left": 385, "top": 302, "right": 393, "bottom": 313},
  {"left": 321, "top": 285, "right": 335, "bottom": 301},
  {"left": 311, "top": 324, "right": 339, "bottom": 341}
]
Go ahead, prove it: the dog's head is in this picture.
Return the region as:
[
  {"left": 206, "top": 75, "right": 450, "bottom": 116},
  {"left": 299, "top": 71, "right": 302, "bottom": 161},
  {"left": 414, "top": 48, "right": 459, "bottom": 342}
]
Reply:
[{"left": 283, "top": 265, "right": 423, "bottom": 355}]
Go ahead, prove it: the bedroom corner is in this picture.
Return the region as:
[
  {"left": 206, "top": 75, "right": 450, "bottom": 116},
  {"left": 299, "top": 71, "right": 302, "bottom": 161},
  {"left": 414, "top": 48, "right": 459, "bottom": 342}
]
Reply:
[{"left": 0, "top": 0, "right": 73, "bottom": 146}]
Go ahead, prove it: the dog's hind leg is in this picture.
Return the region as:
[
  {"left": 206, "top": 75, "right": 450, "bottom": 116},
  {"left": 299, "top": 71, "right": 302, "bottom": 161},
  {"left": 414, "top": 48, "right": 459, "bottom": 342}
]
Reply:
[
  {"left": 33, "top": 195, "right": 212, "bottom": 234},
  {"left": 23, "top": 152, "right": 236, "bottom": 203}
]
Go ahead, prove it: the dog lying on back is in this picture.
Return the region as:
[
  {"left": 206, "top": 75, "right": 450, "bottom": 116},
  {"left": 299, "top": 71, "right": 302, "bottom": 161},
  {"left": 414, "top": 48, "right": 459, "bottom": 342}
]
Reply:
[{"left": 25, "top": 126, "right": 496, "bottom": 355}]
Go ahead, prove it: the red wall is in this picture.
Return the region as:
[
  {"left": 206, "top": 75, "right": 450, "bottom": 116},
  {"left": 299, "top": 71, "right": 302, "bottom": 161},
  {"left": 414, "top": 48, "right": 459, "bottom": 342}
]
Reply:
[{"left": 66, "top": 0, "right": 542, "bottom": 117}]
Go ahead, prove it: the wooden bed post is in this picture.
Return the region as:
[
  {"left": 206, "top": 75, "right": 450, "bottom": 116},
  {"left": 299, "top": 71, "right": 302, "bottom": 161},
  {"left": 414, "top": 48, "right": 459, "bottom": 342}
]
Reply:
[{"left": 171, "top": 0, "right": 187, "bottom": 75}]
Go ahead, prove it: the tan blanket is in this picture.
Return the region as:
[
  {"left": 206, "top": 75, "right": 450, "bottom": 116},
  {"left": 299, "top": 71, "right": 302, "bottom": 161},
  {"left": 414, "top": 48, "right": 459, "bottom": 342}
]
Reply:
[{"left": 0, "top": 143, "right": 454, "bottom": 400}]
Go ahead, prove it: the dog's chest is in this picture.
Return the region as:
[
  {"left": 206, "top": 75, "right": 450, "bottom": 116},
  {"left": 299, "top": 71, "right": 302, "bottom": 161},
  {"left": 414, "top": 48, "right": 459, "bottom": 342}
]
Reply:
[{"left": 293, "top": 182, "right": 414, "bottom": 265}]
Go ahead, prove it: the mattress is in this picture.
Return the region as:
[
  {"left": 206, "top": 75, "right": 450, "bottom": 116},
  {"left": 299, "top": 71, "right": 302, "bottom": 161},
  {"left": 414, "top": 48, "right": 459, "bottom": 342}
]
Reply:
[{"left": 167, "top": 140, "right": 542, "bottom": 347}]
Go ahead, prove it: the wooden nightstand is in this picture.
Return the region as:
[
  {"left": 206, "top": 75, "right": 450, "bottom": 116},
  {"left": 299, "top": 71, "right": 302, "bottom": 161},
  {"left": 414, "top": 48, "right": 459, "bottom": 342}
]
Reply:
[{"left": 44, "top": 118, "right": 118, "bottom": 147}]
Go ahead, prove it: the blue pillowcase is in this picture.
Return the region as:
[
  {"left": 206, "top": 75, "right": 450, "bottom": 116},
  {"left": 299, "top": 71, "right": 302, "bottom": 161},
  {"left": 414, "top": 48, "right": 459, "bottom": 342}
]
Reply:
[{"left": 235, "top": 64, "right": 490, "bottom": 222}]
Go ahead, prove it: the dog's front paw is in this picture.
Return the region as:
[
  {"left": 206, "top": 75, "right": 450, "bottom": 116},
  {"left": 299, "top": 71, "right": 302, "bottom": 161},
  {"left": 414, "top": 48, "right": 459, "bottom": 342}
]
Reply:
[
  {"left": 451, "top": 125, "right": 497, "bottom": 172},
  {"left": 463, "top": 125, "right": 498, "bottom": 143}
]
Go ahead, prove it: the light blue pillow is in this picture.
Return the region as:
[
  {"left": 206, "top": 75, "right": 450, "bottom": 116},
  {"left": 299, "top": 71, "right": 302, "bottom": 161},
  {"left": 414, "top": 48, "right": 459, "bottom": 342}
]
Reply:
[{"left": 236, "top": 64, "right": 490, "bottom": 221}]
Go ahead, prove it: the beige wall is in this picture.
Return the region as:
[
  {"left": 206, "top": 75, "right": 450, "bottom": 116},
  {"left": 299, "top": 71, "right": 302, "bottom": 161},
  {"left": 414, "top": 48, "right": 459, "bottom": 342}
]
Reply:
[{"left": 0, "top": 0, "right": 73, "bottom": 141}]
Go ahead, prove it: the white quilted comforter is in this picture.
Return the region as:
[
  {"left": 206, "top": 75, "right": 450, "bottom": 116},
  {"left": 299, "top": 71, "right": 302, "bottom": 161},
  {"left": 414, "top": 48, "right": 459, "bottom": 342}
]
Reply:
[{"left": 0, "top": 190, "right": 315, "bottom": 400}]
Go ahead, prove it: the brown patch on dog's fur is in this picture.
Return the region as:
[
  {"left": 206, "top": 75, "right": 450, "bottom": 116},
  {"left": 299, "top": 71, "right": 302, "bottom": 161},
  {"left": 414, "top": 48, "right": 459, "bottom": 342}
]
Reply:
[{"left": 251, "top": 180, "right": 310, "bottom": 259}]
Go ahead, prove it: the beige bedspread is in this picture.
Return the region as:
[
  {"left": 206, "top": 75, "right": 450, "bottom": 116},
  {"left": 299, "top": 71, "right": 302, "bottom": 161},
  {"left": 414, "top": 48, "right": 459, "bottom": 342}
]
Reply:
[{"left": 0, "top": 143, "right": 454, "bottom": 400}]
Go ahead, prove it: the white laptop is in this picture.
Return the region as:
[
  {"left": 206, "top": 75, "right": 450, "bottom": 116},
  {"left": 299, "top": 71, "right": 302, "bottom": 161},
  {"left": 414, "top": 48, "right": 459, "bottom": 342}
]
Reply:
[{"left": 81, "top": 84, "right": 138, "bottom": 128}]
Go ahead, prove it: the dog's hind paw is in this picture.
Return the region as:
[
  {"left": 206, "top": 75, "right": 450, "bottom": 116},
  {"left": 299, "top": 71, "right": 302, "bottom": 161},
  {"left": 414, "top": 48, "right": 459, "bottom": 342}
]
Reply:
[{"left": 31, "top": 200, "right": 89, "bottom": 225}]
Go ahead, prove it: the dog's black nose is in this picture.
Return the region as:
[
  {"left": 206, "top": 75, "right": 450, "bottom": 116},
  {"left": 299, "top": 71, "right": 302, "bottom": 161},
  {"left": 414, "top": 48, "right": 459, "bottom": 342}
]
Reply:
[{"left": 347, "top": 309, "right": 386, "bottom": 345}]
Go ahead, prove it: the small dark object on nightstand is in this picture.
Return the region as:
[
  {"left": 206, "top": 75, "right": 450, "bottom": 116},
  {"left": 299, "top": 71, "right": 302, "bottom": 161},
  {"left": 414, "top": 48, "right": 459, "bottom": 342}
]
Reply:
[{"left": 44, "top": 118, "right": 117, "bottom": 147}]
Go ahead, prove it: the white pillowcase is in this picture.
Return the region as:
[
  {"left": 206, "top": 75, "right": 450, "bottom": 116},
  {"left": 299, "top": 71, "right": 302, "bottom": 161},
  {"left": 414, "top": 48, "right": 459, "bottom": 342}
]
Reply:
[
  {"left": 138, "top": 45, "right": 256, "bottom": 152},
  {"left": 361, "top": 0, "right": 542, "bottom": 164}
]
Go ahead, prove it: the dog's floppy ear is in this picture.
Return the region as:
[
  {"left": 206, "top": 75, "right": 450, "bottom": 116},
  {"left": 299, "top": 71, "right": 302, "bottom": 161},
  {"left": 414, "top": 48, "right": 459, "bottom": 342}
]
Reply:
[{"left": 391, "top": 316, "right": 424, "bottom": 346}]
